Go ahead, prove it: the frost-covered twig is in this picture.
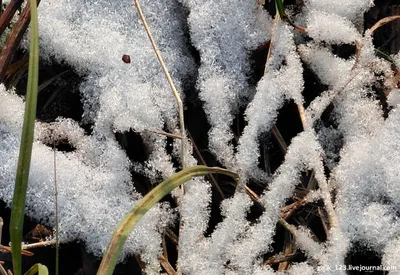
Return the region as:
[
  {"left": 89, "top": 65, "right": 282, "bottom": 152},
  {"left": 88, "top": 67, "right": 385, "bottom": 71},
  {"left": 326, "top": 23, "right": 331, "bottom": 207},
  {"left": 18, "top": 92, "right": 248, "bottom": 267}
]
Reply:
[{"left": 21, "top": 238, "right": 70, "bottom": 250}]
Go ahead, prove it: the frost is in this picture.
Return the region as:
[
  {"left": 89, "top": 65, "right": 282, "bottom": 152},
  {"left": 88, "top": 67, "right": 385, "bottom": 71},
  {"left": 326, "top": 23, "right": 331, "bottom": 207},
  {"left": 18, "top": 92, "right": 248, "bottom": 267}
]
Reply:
[
  {"left": 333, "top": 106, "right": 400, "bottom": 252},
  {"left": 306, "top": 10, "right": 361, "bottom": 45},
  {"left": 0, "top": 86, "right": 172, "bottom": 273},
  {"left": 305, "top": 0, "right": 374, "bottom": 20},
  {"left": 382, "top": 238, "right": 400, "bottom": 274},
  {"left": 388, "top": 89, "right": 400, "bottom": 106},
  {"left": 290, "top": 262, "right": 315, "bottom": 275},
  {"left": 180, "top": 0, "right": 271, "bottom": 168},
  {"left": 236, "top": 21, "right": 304, "bottom": 181},
  {"left": 3, "top": 0, "right": 400, "bottom": 273},
  {"left": 298, "top": 43, "right": 353, "bottom": 88}
]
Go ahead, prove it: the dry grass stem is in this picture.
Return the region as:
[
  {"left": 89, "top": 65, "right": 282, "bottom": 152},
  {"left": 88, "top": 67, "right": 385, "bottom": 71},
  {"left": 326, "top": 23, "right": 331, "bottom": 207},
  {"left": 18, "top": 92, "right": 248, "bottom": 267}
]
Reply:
[
  {"left": 0, "top": 245, "right": 33, "bottom": 256},
  {"left": 133, "top": 0, "right": 187, "bottom": 169},
  {"left": 188, "top": 131, "right": 225, "bottom": 199},
  {"left": 0, "top": 0, "right": 41, "bottom": 81},
  {"left": 264, "top": 252, "right": 297, "bottom": 266},
  {"left": 159, "top": 255, "right": 177, "bottom": 275},
  {"left": 243, "top": 185, "right": 260, "bottom": 202},
  {"left": 369, "top": 15, "right": 400, "bottom": 35},
  {"left": 271, "top": 125, "right": 287, "bottom": 153},
  {"left": 146, "top": 129, "right": 183, "bottom": 140},
  {"left": 165, "top": 228, "right": 179, "bottom": 245},
  {"left": 297, "top": 104, "right": 308, "bottom": 129},
  {"left": 278, "top": 233, "right": 294, "bottom": 271},
  {"left": 0, "top": 0, "right": 22, "bottom": 36},
  {"left": 21, "top": 239, "right": 70, "bottom": 250}
]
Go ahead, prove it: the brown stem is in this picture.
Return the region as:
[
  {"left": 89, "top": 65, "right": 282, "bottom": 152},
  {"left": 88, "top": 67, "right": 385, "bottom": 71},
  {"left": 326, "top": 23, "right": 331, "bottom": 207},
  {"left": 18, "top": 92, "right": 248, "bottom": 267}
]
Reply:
[
  {"left": 0, "top": 0, "right": 23, "bottom": 37},
  {"left": 188, "top": 131, "right": 225, "bottom": 199},
  {"left": 160, "top": 255, "right": 177, "bottom": 275},
  {"left": 0, "top": 0, "right": 41, "bottom": 82},
  {"left": 369, "top": 15, "right": 400, "bottom": 35}
]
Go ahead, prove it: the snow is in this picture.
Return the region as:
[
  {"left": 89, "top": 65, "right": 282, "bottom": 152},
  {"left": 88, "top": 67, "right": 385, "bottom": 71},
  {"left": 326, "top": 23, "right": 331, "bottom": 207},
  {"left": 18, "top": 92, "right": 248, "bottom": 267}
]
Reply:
[{"left": 3, "top": 0, "right": 400, "bottom": 273}]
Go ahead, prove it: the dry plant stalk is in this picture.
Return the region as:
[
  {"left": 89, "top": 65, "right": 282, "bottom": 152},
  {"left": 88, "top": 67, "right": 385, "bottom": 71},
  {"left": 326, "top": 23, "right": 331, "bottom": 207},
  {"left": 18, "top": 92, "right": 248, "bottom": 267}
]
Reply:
[
  {"left": 21, "top": 238, "right": 70, "bottom": 250},
  {"left": 133, "top": 0, "right": 187, "bottom": 169},
  {"left": 159, "top": 255, "right": 177, "bottom": 275},
  {"left": 0, "top": 0, "right": 22, "bottom": 36},
  {"left": 0, "top": 0, "right": 41, "bottom": 81},
  {"left": 0, "top": 245, "right": 33, "bottom": 256},
  {"left": 369, "top": 15, "right": 400, "bottom": 35}
]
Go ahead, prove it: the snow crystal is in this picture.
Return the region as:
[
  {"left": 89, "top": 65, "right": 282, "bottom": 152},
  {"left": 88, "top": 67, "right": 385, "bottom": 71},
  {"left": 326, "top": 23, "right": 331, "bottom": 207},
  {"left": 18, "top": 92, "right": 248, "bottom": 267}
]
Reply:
[
  {"left": 388, "top": 89, "right": 400, "bottom": 106},
  {"left": 180, "top": 0, "right": 271, "bottom": 168},
  {"left": 298, "top": 43, "right": 353, "bottom": 88},
  {"left": 0, "top": 87, "right": 172, "bottom": 273},
  {"left": 382, "top": 238, "right": 400, "bottom": 274},
  {"left": 236, "top": 21, "right": 303, "bottom": 181},
  {"left": 305, "top": 0, "right": 374, "bottom": 21},
  {"left": 291, "top": 262, "right": 315, "bottom": 275},
  {"left": 294, "top": 226, "right": 324, "bottom": 261},
  {"left": 306, "top": 10, "right": 362, "bottom": 44},
  {"left": 331, "top": 105, "right": 400, "bottom": 274},
  {"left": 3, "top": 0, "right": 400, "bottom": 273}
]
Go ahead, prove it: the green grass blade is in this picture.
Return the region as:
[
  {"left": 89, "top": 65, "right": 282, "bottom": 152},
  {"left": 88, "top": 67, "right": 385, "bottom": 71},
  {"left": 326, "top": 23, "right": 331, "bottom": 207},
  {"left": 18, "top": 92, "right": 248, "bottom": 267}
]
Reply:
[
  {"left": 275, "top": 0, "right": 286, "bottom": 18},
  {"left": 9, "top": 0, "right": 39, "bottom": 274},
  {"left": 24, "top": 264, "right": 49, "bottom": 275},
  {"left": 97, "top": 165, "right": 238, "bottom": 275},
  {"left": 375, "top": 49, "right": 394, "bottom": 63}
]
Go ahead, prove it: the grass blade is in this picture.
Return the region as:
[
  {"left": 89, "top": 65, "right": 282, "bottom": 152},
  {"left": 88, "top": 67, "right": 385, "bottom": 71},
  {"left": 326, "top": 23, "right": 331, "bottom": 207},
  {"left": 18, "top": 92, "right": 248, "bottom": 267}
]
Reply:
[
  {"left": 275, "top": 0, "right": 286, "bottom": 18},
  {"left": 9, "top": 0, "right": 39, "bottom": 274},
  {"left": 24, "top": 264, "right": 49, "bottom": 275},
  {"left": 97, "top": 165, "right": 238, "bottom": 275}
]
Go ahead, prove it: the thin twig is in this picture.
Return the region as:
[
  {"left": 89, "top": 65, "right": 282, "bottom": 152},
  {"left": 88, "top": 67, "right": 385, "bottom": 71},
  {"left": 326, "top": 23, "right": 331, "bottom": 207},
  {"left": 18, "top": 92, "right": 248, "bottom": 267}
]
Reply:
[
  {"left": 243, "top": 185, "right": 260, "bottom": 202},
  {"left": 0, "top": 245, "right": 33, "bottom": 256},
  {"left": 21, "top": 238, "right": 70, "bottom": 250},
  {"left": 297, "top": 104, "right": 308, "bottom": 129},
  {"left": 279, "top": 218, "right": 297, "bottom": 235},
  {"left": 188, "top": 131, "right": 225, "bottom": 199},
  {"left": 271, "top": 125, "right": 287, "bottom": 153},
  {"left": 264, "top": 14, "right": 280, "bottom": 75},
  {"left": 264, "top": 253, "right": 298, "bottom": 266},
  {"left": 0, "top": 0, "right": 22, "bottom": 36},
  {"left": 280, "top": 199, "right": 309, "bottom": 220},
  {"left": 369, "top": 15, "right": 400, "bottom": 35},
  {"left": 160, "top": 255, "right": 177, "bottom": 275},
  {"left": 318, "top": 207, "right": 330, "bottom": 235},
  {"left": 145, "top": 129, "right": 183, "bottom": 140},
  {"left": 0, "top": 0, "right": 41, "bottom": 81},
  {"left": 278, "top": 232, "right": 294, "bottom": 271},
  {"left": 133, "top": 0, "right": 187, "bottom": 169},
  {"left": 162, "top": 235, "right": 168, "bottom": 260},
  {"left": 165, "top": 228, "right": 178, "bottom": 245},
  {"left": 134, "top": 255, "right": 146, "bottom": 275}
]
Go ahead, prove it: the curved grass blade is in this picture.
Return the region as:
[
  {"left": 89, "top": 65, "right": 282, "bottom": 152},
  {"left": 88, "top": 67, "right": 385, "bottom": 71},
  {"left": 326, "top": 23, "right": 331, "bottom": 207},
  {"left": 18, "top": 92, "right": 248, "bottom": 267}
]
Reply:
[
  {"left": 24, "top": 264, "right": 49, "bottom": 275},
  {"left": 9, "top": 0, "right": 39, "bottom": 274},
  {"left": 97, "top": 165, "right": 239, "bottom": 275}
]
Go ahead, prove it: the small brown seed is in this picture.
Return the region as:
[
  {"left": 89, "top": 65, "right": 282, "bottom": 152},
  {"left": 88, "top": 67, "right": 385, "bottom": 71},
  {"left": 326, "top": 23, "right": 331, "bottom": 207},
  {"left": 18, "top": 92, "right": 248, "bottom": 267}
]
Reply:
[{"left": 122, "top": 55, "right": 131, "bottom": 64}]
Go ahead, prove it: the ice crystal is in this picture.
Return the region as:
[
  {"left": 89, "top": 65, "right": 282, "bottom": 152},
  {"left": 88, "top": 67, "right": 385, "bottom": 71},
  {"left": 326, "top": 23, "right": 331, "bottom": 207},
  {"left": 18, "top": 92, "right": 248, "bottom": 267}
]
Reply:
[{"left": 3, "top": 0, "right": 400, "bottom": 274}]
